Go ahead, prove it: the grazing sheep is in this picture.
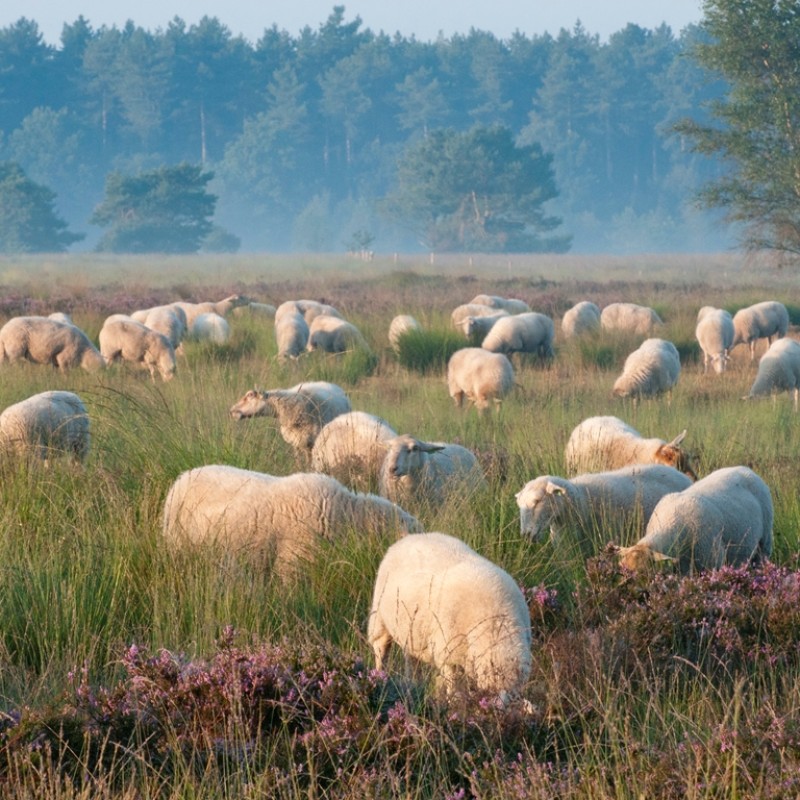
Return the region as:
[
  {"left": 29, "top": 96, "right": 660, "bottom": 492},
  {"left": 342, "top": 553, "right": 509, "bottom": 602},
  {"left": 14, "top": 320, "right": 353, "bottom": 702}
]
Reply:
[
  {"left": 469, "top": 294, "right": 531, "bottom": 315},
  {"left": 0, "top": 390, "right": 89, "bottom": 463},
  {"left": 47, "top": 312, "right": 73, "bottom": 325},
  {"left": 275, "top": 311, "right": 310, "bottom": 360},
  {"left": 695, "top": 306, "right": 735, "bottom": 374},
  {"left": 451, "top": 303, "right": 502, "bottom": 328},
  {"left": 162, "top": 466, "right": 421, "bottom": 581},
  {"left": 745, "top": 337, "right": 800, "bottom": 411},
  {"left": 367, "top": 532, "right": 532, "bottom": 702},
  {"left": 229, "top": 381, "right": 352, "bottom": 453},
  {"left": 388, "top": 314, "right": 422, "bottom": 353},
  {"left": 618, "top": 466, "right": 773, "bottom": 575},
  {"left": 732, "top": 300, "right": 790, "bottom": 360},
  {"left": 99, "top": 317, "right": 176, "bottom": 381},
  {"left": 459, "top": 310, "right": 508, "bottom": 340},
  {"left": 515, "top": 465, "right": 693, "bottom": 557},
  {"left": 139, "top": 305, "right": 187, "bottom": 352},
  {"left": 307, "top": 314, "right": 369, "bottom": 353},
  {"left": 378, "top": 434, "right": 487, "bottom": 508},
  {"left": 447, "top": 347, "right": 515, "bottom": 411},
  {"left": 481, "top": 312, "right": 555, "bottom": 359},
  {"left": 276, "top": 299, "right": 343, "bottom": 325},
  {"left": 600, "top": 302, "right": 663, "bottom": 336},
  {"left": 561, "top": 301, "right": 601, "bottom": 339},
  {"left": 0, "top": 316, "right": 105, "bottom": 373},
  {"left": 191, "top": 312, "right": 231, "bottom": 344},
  {"left": 612, "top": 338, "right": 680, "bottom": 400},
  {"left": 173, "top": 294, "right": 252, "bottom": 332},
  {"left": 233, "top": 301, "right": 276, "bottom": 318},
  {"left": 564, "top": 415, "right": 697, "bottom": 479}
]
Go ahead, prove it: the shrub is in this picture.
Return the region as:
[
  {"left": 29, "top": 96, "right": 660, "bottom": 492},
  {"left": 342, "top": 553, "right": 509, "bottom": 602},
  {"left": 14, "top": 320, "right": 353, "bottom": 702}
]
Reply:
[{"left": 395, "top": 329, "right": 464, "bottom": 373}]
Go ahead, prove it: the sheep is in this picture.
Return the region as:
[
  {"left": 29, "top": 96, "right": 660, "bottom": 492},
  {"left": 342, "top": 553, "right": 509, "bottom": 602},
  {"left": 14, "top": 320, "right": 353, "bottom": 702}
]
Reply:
[
  {"left": 173, "top": 294, "right": 252, "bottom": 332},
  {"left": 451, "top": 303, "right": 502, "bottom": 328},
  {"left": 564, "top": 415, "right": 697, "bottom": 480},
  {"left": 745, "top": 337, "right": 800, "bottom": 411},
  {"left": 469, "top": 294, "right": 531, "bottom": 315},
  {"left": 732, "top": 300, "right": 790, "bottom": 360},
  {"left": 612, "top": 338, "right": 680, "bottom": 400},
  {"left": 481, "top": 312, "right": 555, "bottom": 360},
  {"left": 695, "top": 306, "right": 735, "bottom": 374},
  {"left": 229, "top": 381, "right": 352, "bottom": 454},
  {"left": 162, "top": 466, "right": 421, "bottom": 581},
  {"left": 0, "top": 316, "right": 105, "bottom": 373},
  {"left": 618, "top": 466, "right": 773, "bottom": 575},
  {"left": 275, "top": 300, "right": 343, "bottom": 325},
  {"left": 307, "top": 314, "right": 369, "bottom": 353},
  {"left": 600, "top": 302, "right": 663, "bottom": 336},
  {"left": 99, "top": 317, "right": 176, "bottom": 381},
  {"left": 47, "top": 312, "right": 73, "bottom": 325},
  {"left": 515, "top": 465, "right": 693, "bottom": 558},
  {"left": 311, "top": 410, "right": 397, "bottom": 491},
  {"left": 447, "top": 347, "right": 514, "bottom": 411},
  {"left": 388, "top": 314, "right": 422, "bottom": 353},
  {"left": 561, "top": 301, "right": 601, "bottom": 339},
  {"left": 139, "top": 305, "right": 187, "bottom": 353},
  {"left": 378, "top": 433, "right": 487, "bottom": 509},
  {"left": 459, "top": 310, "right": 508, "bottom": 340},
  {"left": 367, "top": 532, "right": 532, "bottom": 702},
  {"left": 232, "top": 301, "right": 277, "bottom": 318},
  {"left": 0, "top": 390, "right": 90, "bottom": 464},
  {"left": 275, "top": 311, "right": 310, "bottom": 360},
  {"left": 191, "top": 312, "right": 231, "bottom": 344}
]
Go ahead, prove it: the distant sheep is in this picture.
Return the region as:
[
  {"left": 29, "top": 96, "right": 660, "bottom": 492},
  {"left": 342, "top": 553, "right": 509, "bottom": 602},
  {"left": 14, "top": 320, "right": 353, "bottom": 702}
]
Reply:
[
  {"left": 191, "top": 312, "right": 231, "bottom": 344},
  {"left": 388, "top": 314, "right": 422, "bottom": 353},
  {"left": 139, "top": 305, "right": 187, "bottom": 352},
  {"left": 600, "top": 303, "right": 663, "bottom": 337},
  {"left": 233, "top": 302, "right": 276, "bottom": 318},
  {"left": 612, "top": 338, "right": 680, "bottom": 400},
  {"left": 368, "top": 532, "right": 532, "bottom": 702},
  {"left": 307, "top": 314, "right": 369, "bottom": 353},
  {"left": 469, "top": 294, "right": 531, "bottom": 315},
  {"left": 99, "top": 317, "right": 176, "bottom": 381},
  {"left": 695, "top": 306, "right": 734, "bottom": 374},
  {"left": 745, "top": 337, "right": 800, "bottom": 411},
  {"left": 0, "top": 316, "right": 105, "bottom": 373},
  {"left": 732, "top": 300, "right": 789, "bottom": 360},
  {"left": 275, "top": 311, "right": 310, "bottom": 360},
  {"left": 276, "top": 300, "right": 343, "bottom": 325},
  {"left": 481, "top": 312, "right": 555, "bottom": 359},
  {"left": 451, "top": 303, "right": 503, "bottom": 328},
  {"left": 561, "top": 301, "right": 601, "bottom": 339},
  {"left": 447, "top": 347, "right": 515, "bottom": 411},
  {"left": 459, "top": 310, "right": 508, "bottom": 340},
  {"left": 173, "top": 295, "right": 252, "bottom": 332},
  {"left": 618, "top": 466, "right": 773, "bottom": 575}
]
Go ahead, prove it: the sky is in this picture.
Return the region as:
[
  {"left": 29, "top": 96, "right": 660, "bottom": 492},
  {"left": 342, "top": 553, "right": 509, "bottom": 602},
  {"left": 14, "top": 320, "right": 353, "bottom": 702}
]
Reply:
[{"left": 3, "top": 0, "right": 703, "bottom": 46}]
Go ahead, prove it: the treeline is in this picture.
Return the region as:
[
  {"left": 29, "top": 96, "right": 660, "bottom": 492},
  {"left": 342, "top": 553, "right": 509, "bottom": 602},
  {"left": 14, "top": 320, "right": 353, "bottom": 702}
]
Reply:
[{"left": 0, "top": 6, "right": 727, "bottom": 252}]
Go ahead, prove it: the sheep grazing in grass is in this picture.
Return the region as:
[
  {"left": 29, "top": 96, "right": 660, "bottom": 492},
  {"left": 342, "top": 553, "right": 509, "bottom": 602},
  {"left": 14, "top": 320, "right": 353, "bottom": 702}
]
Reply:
[
  {"left": 481, "top": 312, "right": 555, "bottom": 360},
  {"left": 275, "top": 311, "right": 310, "bottom": 360},
  {"left": 307, "top": 314, "right": 369, "bottom": 354},
  {"left": 732, "top": 300, "right": 790, "bottom": 360},
  {"left": 564, "top": 415, "right": 697, "bottom": 480},
  {"left": 600, "top": 302, "right": 663, "bottom": 337},
  {"left": 233, "top": 301, "right": 276, "bottom": 318},
  {"left": 0, "top": 390, "right": 90, "bottom": 464},
  {"left": 612, "top": 338, "right": 680, "bottom": 400},
  {"left": 451, "top": 303, "right": 503, "bottom": 329},
  {"left": 618, "top": 466, "right": 773, "bottom": 575},
  {"left": 561, "top": 301, "right": 601, "bottom": 339},
  {"left": 745, "top": 337, "right": 800, "bottom": 411},
  {"left": 515, "top": 465, "right": 693, "bottom": 558},
  {"left": 447, "top": 347, "right": 515, "bottom": 412},
  {"left": 229, "top": 381, "right": 352, "bottom": 454},
  {"left": 137, "top": 305, "right": 187, "bottom": 353},
  {"left": 368, "top": 532, "right": 531, "bottom": 703},
  {"left": 99, "top": 317, "right": 176, "bottom": 381},
  {"left": 191, "top": 312, "right": 231, "bottom": 344},
  {"left": 276, "top": 300, "right": 343, "bottom": 325},
  {"left": 173, "top": 294, "right": 252, "bottom": 333},
  {"left": 162, "top": 466, "right": 421, "bottom": 581},
  {"left": 695, "top": 306, "right": 734, "bottom": 374},
  {"left": 0, "top": 316, "right": 105, "bottom": 373},
  {"left": 469, "top": 294, "right": 531, "bottom": 315},
  {"left": 459, "top": 310, "right": 508, "bottom": 340},
  {"left": 388, "top": 314, "right": 422, "bottom": 353}
]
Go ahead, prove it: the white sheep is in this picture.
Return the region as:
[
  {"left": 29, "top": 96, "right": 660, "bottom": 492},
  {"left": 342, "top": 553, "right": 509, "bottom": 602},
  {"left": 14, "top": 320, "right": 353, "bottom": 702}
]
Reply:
[
  {"left": 367, "top": 532, "right": 532, "bottom": 702},
  {"left": 695, "top": 306, "right": 735, "bottom": 374},
  {"left": 600, "top": 303, "right": 663, "bottom": 336},
  {"left": 229, "top": 381, "right": 352, "bottom": 453},
  {"left": 515, "top": 465, "right": 693, "bottom": 557},
  {"left": 451, "top": 303, "right": 502, "bottom": 329},
  {"left": 745, "top": 337, "right": 800, "bottom": 411},
  {"left": 307, "top": 314, "right": 369, "bottom": 353},
  {"left": 618, "top": 466, "right": 774, "bottom": 575},
  {"left": 732, "top": 300, "right": 790, "bottom": 360},
  {"left": 469, "top": 294, "right": 531, "bottom": 314},
  {"left": 173, "top": 294, "right": 252, "bottom": 332},
  {"left": 378, "top": 433, "right": 487, "bottom": 508},
  {"left": 564, "top": 415, "right": 697, "bottom": 479},
  {"left": 275, "top": 311, "right": 310, "bottom": 360},
  {"left": 138, "top": 305, "right": 187, "bottom": 353},
  {"left": 388, "top": 314, "right": 422, "bottom": 353},
  {"left": 561, "top": 301, "right": 601, "bottom": 339},
  {"left": 233, "top": 302, "right": 277, "bottom": 318},
  {"left": 47, "top": 312, "right": 73, "bottom": 325},
  {"left": 459, "top": 310, "right": 508, "bottom": 340},
  {"left": 162, "top": 466, "right": 421, "bottom": 581},
  {"left": 612, "top": 338, "right": 680, "bottom": 400},
  {"left": 0, "top": 390, "right": 89, "bottom": 464},
  {"left": 447, "top": 347, "right": 514, "bottom": 411},
  {"left": 276, "top": 299, "right": 343, "bottom": 325},
  {"left": 191, "top": 312, "right": 231, "bottom": 344},
  {"left": 0, "top": 316, "right": 106, "bottom": 372},
  {"left": 481, "top": 312, "right": 555, "bottom": 359},
  {"left": 99, "top": 317, "right": 176, "bottom": 381}
]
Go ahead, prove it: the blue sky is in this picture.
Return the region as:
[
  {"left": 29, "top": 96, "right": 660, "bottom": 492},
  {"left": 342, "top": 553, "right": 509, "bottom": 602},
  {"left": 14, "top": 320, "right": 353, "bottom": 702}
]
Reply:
[{"left": 4, "top": 0, "right": 703, "bottom": 45}]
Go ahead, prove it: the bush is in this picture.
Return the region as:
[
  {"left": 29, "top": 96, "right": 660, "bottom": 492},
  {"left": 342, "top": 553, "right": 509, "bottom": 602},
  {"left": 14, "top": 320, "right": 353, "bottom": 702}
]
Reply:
[{"left": 395, "top": 329, "right": 464, "bottom": 373}]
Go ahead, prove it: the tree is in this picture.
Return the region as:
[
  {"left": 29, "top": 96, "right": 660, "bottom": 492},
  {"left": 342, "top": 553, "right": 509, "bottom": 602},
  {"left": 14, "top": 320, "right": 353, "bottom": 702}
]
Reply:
[
  {"left": 385, "top": 125, "right": 569, "bottom": 252},
  {"left": 676, "top": 0, "right": 800, "bottom": 259},
  {"left": 90, "top": 163, "right": 216, "bottom": 253},
  {"left": 0, "top": 162, "right": 84, "bottom": 252}
]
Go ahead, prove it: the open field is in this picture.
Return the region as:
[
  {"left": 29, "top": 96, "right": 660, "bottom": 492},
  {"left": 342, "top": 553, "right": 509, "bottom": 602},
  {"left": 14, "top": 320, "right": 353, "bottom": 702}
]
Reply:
[{"left": 0, "top": 252, "right": 799, "bottom": 798}]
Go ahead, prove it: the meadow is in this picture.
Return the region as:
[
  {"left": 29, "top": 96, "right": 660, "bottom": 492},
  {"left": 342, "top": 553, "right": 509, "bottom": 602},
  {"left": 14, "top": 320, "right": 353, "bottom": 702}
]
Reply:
[{"left": 0, "top": 251, "right": 799, "bottom": 798}]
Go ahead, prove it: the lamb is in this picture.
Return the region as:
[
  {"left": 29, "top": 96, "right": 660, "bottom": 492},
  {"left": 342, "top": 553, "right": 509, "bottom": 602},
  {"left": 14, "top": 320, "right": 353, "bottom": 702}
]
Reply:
[
  {"left": 564, "top": 415, "right": 697, "bottom": 480},
  {"left": 459, "top": 310, "right": 508, "bottom": 340},
  {"left": 191, "top": 312, "right": 231, "bottom": 344},
  {"left": 275, "top": 311, "right": 310, "bottom": 360},
  {"left": 732, "top": 300, "right": 790, "bottom": 360},
  {"left": 162, "top": 466, "right": 421, "bottom": 581},
  {"left": 745, "top": 337, "right": 800, "bottom": 411},
  {"left": 388, "top": 314, "right": 422, "bottom": 353},
  {"left": 229, "top": 381, "right": 352, "bottom": 454},
  {"left": 307, "top": 314, "right": 369, "bottom": 353},
  {"left": 99, "top": 317, "right": 176, "bottom": 381},
  {"left": 0, "top": 390, "right": 90, "bottom": 464},
  {"left": 695, "top": 306, "right": 735, "bottom": 374},
  {"left": 561, "top": 301, "right": 601, "bottom": 339},
  {"left": 612, "top": 338, "right": 680, "bottom": 400},
  {"left": 447, "top": 347, "right": 514, "bottom": 411},
  {"left": 600, "top": 302, "right": 663, "bottom": 336},
  {"left": 618, "top": 466, "right": 773, "bottom": 575},
  {"left": 367, "top": 532, "right": 532, "bottom": 702},
  {"left": 515, "top": 465, "right": 693, "bottom": 558},
  {"left": 481, "top": 312, "right": 555, "bottom": 359},
  {"left": 378, "top": 433, "right": 487, "bottom": 509},
  {"left": 469, "top": 294, "right": 531, "bottom": 315},
  {"left": 0, "top": 316, "right": 105, "bottom": 372}
]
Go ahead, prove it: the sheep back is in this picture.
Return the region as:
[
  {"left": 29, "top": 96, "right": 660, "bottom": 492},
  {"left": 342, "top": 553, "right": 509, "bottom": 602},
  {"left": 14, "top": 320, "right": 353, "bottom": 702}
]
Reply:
[
  {"left": 447, "top": 347, "right": 514, "bottom": 410},
  {"left": 481, "top": 312, "right": 555, "bottom": 359},
  {"left": 561, "top": 301, "right": 601, "bottom": 338},
  {"left": 695, "top": 307, "right": 734, "bottom": 374},
  {"left": 612, "top": 338, "right": 680, "bottom": 399},
  {"left": 0, "top": 316, "right": 105, "bottom": 372}
]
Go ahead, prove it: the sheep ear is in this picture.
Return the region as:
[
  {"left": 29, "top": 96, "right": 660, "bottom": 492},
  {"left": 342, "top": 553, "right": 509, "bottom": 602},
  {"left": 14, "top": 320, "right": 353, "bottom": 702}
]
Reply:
[
  {"left": 668, "top": 430, "right": 687, "bottom": 447},
  {"left": 545, "top": 481, "right": 566, "bottom": 496},
  {"left": 651, "top": 552, "right": 674, "bottom": 563},
  {"left": 418, "top": 442, "right": 445, "bottom": 453}
]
